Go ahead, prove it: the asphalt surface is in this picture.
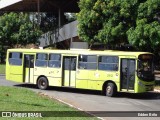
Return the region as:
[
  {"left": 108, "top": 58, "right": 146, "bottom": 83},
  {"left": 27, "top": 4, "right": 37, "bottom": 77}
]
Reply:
[{"left": 0, "top": 75, "right": 160, "bottom": 120}]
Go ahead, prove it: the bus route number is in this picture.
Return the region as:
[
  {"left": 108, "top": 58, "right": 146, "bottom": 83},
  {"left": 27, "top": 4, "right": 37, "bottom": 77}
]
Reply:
[{"left": 107, "top": 74, "right": 113, "bottom": 77}]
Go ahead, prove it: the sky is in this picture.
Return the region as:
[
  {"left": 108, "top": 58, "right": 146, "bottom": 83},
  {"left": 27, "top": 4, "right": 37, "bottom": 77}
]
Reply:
[{"left": 0, "top": 0, "right": 22, "bottom": 9}]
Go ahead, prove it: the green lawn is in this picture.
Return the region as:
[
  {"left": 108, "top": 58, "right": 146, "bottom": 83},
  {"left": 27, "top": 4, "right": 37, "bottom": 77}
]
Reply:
[
  {"left": 0, "top": 86, "right": 97, "bottom": 120},
  {"left": 0, "top": 64, "right": 5, "bottom": 74}
]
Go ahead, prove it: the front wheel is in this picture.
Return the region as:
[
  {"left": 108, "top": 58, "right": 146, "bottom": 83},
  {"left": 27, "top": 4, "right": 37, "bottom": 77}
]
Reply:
[
  {"left": 37, "top": 77, "right": 48, "bottom": 90},
  {"left": 105, "top": 83, "right": 117, "bottom": 97}
]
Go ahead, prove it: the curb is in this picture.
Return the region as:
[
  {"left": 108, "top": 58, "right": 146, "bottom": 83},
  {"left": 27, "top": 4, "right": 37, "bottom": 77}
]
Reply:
[{"left": 38, "top": 92, "right": 104, "bottom": 120}]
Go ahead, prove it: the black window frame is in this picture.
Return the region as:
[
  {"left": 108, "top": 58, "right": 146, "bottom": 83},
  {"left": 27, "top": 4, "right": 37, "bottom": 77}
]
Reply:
[
  {"left": 78, "top": 55, "right": 97, "bottom": 70},
  {"left": 48, "top": 54, "right": 61, "bottom": 68},
  {"left": 98, "top": 56, "right": 119, "bottom": 71},
  {"left": 9, "top": 52, "right": 22, "bottom": 66},
  {"left": 137, "top": 54, "right": 154, "bottom": 82},
  {"left": 35, "top": 53, "right": 48, "bottom": 67}
]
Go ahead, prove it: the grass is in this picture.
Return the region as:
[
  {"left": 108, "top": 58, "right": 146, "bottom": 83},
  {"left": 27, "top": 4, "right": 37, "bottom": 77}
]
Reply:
[
  {"left": 0, "top": 64, "right": 5, "bottom": 74},
  {"left": 0, "top": 86, "right": 97, "bottom": 120}
]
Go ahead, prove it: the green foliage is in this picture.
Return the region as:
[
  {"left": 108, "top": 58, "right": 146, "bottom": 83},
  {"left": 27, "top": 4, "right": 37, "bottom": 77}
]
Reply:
[
  {"left": 0, "top": 12, "right": 42, "bottom": 63},
  {"left": 0, "top": 12, "right": 42, "bottom": 47},
  {"left": 127, "top": 0, "right": 160, "bottom": 52},
  {"left": 65, "top": 13, "right": 77, "bottom": 22},
  {"left": 0, "top": 64, "right": 5, "bottom": 74},
  {"left": 77, "top": 0, "right": 160, "bottom": 52},
  {"left": 77, "top": 0, "right": 138, "bottom": 46},
  {"left": 39, "top": 13, "right": 58, "bottom": 32}
]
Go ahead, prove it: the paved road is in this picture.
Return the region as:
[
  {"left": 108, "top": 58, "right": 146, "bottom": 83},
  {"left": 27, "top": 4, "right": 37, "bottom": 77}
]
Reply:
[{"left": 1, "top": 75, "right": 160, "bottom": 120}]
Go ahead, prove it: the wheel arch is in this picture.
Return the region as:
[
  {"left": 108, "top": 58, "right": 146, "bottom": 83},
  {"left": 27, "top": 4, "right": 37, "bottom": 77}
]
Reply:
[
  {"left": 102, "top": 80, "right": 117, "bottom": 94},
  {"left": 36, "top": 75, "right": 49, "bottom": 85}
]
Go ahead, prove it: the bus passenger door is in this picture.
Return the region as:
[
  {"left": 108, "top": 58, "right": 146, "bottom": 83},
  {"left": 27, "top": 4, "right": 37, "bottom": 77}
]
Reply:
[
  {"left": 62, "top": 56, "right": 77, "bottom": 87},
  {"left": 120, "top": 59, "right": 135, "bottom": 91},
  {"left": 24, "top": 55, "right": 34, "bottom": 83}
]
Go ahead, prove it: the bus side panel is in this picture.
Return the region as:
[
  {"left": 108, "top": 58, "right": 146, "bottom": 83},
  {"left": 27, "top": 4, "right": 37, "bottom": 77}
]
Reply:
[
  {"left": 47, "top": 68, "right": 62, "bottom": 86},
  {"left": 76, "top": 70, "right": 88, "bottom": 89},
  {"left": 88, "top": 70, "right": 99, "bottom": 90},
  {"left": 6, "top": 52, "right": 10, "bottom": 81},
  {"left": 47, "top": 77, "right": 61, "bottom": 86},
  {"left": 6, "top": 51, "right": 23, "bottom": 82},
  {"left": 9, "top": 65, "right": 23, "bottom": 82},
  {"left": 34, "top": 67, "right": 47, "bottom": 84},
  {"left": 88, "top": 70, "right": 106, "bottom": 90},
  {"left": 98, "top": 71, "right": 120, "bottom": 91},
  {"left": 6, "top": 67, "right": 10, "bottom": 81},
  {"left": 34, "top": 67, "right": 62, "bottom": 86},
  {"left": 135, "top": 78, "right": 139, "bottom": 93}
]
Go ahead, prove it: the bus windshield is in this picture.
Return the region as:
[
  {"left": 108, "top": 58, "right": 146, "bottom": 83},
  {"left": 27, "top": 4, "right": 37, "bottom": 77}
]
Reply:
[{"left": 137, "top": 54, "right": 154, "bottom": 81}]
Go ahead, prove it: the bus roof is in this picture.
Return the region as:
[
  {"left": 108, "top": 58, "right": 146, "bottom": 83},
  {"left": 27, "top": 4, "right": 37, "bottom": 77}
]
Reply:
[{"left": 7, "top": 48, "right": 152, "bottom": 57}]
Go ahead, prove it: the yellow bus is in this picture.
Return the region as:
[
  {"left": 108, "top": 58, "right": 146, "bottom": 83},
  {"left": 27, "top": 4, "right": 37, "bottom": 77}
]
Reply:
[{"left": 6, "top": 49, "right": 155, "bottom": 97}]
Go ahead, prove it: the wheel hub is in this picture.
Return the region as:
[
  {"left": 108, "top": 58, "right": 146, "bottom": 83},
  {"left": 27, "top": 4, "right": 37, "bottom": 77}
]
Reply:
[
  {"left": 107, "top": 86, "right": 111, "bottom": 94},
  {"left": 41, "top": 81, "right": 45, "bottom": 86}
]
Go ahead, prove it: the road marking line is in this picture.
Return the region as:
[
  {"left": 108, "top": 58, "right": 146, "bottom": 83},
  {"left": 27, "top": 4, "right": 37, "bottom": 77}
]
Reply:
[{"left": 50, "top": 96, "right": 105, "bottom": 120}]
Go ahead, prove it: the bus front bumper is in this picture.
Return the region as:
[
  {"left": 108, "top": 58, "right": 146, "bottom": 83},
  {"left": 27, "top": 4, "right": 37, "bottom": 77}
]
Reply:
[{"left": 137, "top": 81, "right": 154, "bottom": 93}]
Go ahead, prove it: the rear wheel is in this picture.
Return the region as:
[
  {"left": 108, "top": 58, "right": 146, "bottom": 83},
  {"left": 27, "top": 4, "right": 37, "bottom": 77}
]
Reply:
[
  {"left": 105, "top": 83, "right": 117, "bottom": 97},
  {"left": 37, "top": 77, "right": 48, "bottom": 90}
]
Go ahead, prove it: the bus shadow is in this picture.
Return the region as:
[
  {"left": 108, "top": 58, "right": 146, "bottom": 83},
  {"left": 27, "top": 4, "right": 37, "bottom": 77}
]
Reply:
[
  {"left": 14, "top": 84, "right": 101, "bottom": 95},
  {"left": 14, "top": 84, "right": 38, "bottom": 89},
  {"left": 14, "top": 84, "right": 160, "bottom": 100},
  {"left": 115, "top": 92, "right": 160, "bottom": 100},
  {"left": 48, "top": 86, "right": 102, "bottom": 95}
]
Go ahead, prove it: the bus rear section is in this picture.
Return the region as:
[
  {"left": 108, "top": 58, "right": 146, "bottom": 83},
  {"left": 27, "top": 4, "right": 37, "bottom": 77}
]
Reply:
[
  {"left": 6, "top": 51, "right": 35, "bottom": 84},
  {"left": 6, "top": 52, "right": 23, "bottom": 82}
]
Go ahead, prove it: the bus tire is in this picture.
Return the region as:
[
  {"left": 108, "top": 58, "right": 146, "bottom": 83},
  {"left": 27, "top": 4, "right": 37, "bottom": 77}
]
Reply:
[
  {"left": 37, "top": 77, "right": 48, "bottom": 90},
  {"left": 105, "top": 82, "right": 116, "bottom": 97}
]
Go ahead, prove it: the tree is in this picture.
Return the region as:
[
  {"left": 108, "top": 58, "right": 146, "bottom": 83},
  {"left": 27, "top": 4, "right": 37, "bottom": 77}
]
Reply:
[
  {"left": 0, "top": 12, "right": 42, "bottom": 47},
  {"left": 127, "top": 0, "right": 160, "bottom": 52},
  {"left": 77, "top": 0, "right": 160, "bottom": 52},
  {"left": 38, "top": 12, "right": 58, "bottom": 32},
  {"left": 65, "top": 13, "right": 77, "bottom": 22},
  {"left": 39, "top": 12, "right": 76, "bottom": 32},
  {"left": 0, "top": 12, "right": 42, "bottom": 63}
]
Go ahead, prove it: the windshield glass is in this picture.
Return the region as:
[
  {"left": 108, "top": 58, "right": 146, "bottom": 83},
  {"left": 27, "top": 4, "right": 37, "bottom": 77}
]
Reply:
[{"left": 138, "top": 54, "right": 154, "bottom": 81}]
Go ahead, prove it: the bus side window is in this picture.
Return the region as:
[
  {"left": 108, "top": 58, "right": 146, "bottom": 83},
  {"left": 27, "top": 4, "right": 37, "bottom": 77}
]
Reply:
[
  {"left": 35, "top": 53, "right": 48, "bottom": 67},
  {"left": 48, "top": 54, "right": 61, "bottom": 68},
  {"left": 98, "top": 56, "right": 119, "bottom": 71},
  {"left": 78, "top": 55, "right": 97, "bottom": 70},
  {"left": 9, "top": 52, "right": 22, "bottom": 66}
]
